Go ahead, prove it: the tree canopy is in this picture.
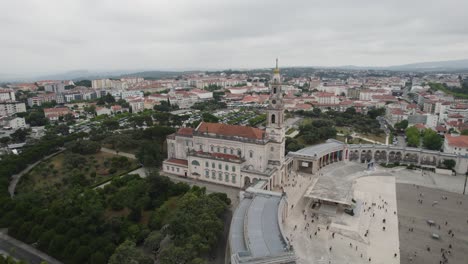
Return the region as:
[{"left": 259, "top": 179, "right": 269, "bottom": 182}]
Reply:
[
  {"left": 405, "top": 126, "right": 420, "bottom": 147},
  {"left": 422, "top": 129, "right": 442, "bottom": 150}
]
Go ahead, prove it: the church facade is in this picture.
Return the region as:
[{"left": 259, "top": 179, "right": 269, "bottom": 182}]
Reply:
[{"left": 162, "top": 61, "right": 286, "bottom": 190}]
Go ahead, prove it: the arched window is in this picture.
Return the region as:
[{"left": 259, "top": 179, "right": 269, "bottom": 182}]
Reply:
[
  {"left": 191, "top": 160, "right": 200, "bottom": 166},
  {"left": 273, "top": 87, "right": 277, "bottom": 94},
  {"left": 249, "top": 150, "right": 253, "bottom": 158},
  {"left": 271, "top": 114, "right": 276, "bottom": 124}
]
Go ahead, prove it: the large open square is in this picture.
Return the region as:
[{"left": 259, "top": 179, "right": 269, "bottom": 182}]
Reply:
[
  {"left": 281, "top": 161, "right": 468, "bottom": 264},
  {"left": 397, "top": 183, "right": 468, "bottom": 264}
]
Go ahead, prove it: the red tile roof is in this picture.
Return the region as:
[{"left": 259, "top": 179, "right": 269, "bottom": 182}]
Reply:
[
  {"left": 445, "top": 134, "right": 468, "bottom": 148},
  {"left": 165, "top": 158, "right": 188, "bottom": 166},
  {"left": 414, "top": 123, "right": 426, "bottom": 129},
  {"left": 448, "top": 114, "right": 464, "bottom": 119},
  {"left": 295, "top": 103, "right": 312, "bottom": 110},
  {"left": 177, "top": 127, "right": 194, "bottom": 136},
  {"left": 435, "top": 125, "right": 447, "bottom": 132},
  {"left": 196, "top": 122, "right": 265, "bottom": 140}
]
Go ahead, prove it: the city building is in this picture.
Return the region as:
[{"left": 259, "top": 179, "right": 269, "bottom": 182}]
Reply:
[
  {"left": 44, "top": 82, "right": 66, "bottom": 93},
  {"left": 163, "top": 61, "right": 286, "bottom": 190},
  {"left": 43, "top": 107, "right": 73, "bottom": 121},
  {"left": 0, "top": 116, "right": 27, "bottom": 129},
  {"left": 444, "top": 134, "right": 468, "bottom": 156},
  {"left": 0, "top": 89, "right": 16, "bottom": 101},
  {"left": 0, "top": 101, "right": 26, "bottom": 117}
]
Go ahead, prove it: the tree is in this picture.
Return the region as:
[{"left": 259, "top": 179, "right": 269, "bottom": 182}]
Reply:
[
  {"left": 108, "top": 240, "right": 152, "bottom": 264},
  {"left": 102, "top": 119, "right": 120, "bottom": 130},
  {"left": 394, "top": 120, "right": 408, "bottom": 131},
  {"left": 422, "top": 129, "right": 442, "bottom": 150},
  {"left": 137, "top": 143, "right": 163, "bottom": 167},
  {"left": 10, "top": 128, "right": 30, "bottom": 142},
  {"left": 154, "top": 100, "right": 178, "bottom": 112},
  {"left": 311, "top": 108, "right": 321, "bottom": 117},
  {"left": 105, "top": 93, "right": 116, "bottom": 104},
  {"left": 69, "top": 140, "right": 101, "bottom": 154},
  {"left": 26, "top": 111, "right": 48, "bottom": 126},
  {"left": 405, "top": 126, "right": 420, "bottom": 147},
  {"left": 83, "top": 105, "right": 96, "bottom": 115},
  {"left": 442, "top": 159, "right": 456, "bottom": 170},
  {"left": 367, "top": 108, "right": 386, "bottom": 119},
  {"left": 55, "top": 124, "right": 70, "bottom": 135},
  {"left": 117, "top": 99, "right": 130, "bottom": 108},
  {"left": 201, "top": 112, "right": 219, "bottom": 123},
  {"left": 461, "top": 129, "right": 468, "bottom": 135},
  {"left": 144, "top": 231, "right": 164, "bottom": 252},
  {"left": 74, "top": 80, "right": 92, "bottom": 87}
]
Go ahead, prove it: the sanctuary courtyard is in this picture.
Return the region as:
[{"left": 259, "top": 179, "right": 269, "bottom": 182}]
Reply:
[
  {"left": 230, "top": 157, "right": 468, "bottom": 264},
  {"left": 293, "top": 162, "right": 468, "bottom": 264}
]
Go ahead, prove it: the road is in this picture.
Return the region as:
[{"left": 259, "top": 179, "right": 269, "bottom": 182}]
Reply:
[
  {"left": 0, "top": 230, "right": 62, "bottom": 264},
  {"left": 8, "top": 148, "right": 65, "bottom": 197},
  {"left": 396, "top": 135, "right": 406, "bottom": 148}
]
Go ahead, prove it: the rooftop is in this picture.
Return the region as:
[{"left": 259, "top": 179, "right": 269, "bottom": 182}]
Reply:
[
  {"left": 290, "top": 139, "right": 345, "bottom": 158},
  {"left": 230, "top": 188, "right": 295, "bottom": 263},
  {"left": 165, "top": 158, "right": 188, "bottom": 166},
  {"left": 196, "top": 122, "right": 265, "bottom": 140},
  {"left": 445, "top": 134, "right": 468, "bottom": 148}
]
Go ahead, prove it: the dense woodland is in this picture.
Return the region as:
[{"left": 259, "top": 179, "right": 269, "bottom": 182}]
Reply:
[{"left": 0, "top": 116, "right": 230, "bottom": 263}]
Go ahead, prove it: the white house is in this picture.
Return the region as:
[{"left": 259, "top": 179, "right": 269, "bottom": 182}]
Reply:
[{"left": 444, "top": 134, "right": 468, "bottom": 156}]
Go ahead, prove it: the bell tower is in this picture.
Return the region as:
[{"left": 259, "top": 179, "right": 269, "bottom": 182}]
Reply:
[{"left": 266, "top": 58, "right": 285, "bottom": 143}]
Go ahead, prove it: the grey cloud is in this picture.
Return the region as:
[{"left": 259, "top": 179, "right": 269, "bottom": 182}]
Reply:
[{"left": 1, "top": 0, "right": 468, "bottom": 76}]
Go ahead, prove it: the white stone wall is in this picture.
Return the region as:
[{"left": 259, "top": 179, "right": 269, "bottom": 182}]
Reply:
[
  {"left": 163, "top": 163, "right": 188, "bottom": 177},
  {"left": 187, "top": 156, "right": 242, "bottom": 188},
  {"left": 191, "top": 136, "right": 269, "bottom": 172}
]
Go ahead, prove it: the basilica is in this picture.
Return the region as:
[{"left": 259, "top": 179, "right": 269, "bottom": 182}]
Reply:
[{"left": 162, "top": 60, "right": 286, "bottom": 190}]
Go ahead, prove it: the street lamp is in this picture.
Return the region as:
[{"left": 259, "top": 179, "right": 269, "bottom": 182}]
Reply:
[{"left": 464, "top": 171, "right": 468, "bottom": 195}]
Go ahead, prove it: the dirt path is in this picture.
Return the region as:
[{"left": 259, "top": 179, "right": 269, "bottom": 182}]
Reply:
[{"left": 8, "top": 148, "right": 65, "bottom": 197}]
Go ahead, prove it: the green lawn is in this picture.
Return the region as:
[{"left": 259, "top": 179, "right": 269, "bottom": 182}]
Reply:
[{"left": 355, "top": 133, "right": 386, "bottom": 144}]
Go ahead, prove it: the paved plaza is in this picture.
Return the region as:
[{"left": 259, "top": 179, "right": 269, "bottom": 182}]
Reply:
[
  {"left": 397, "top": 183, "right": 468, "bottom": 264},
  {"left": 281, "top": 161, "right": 468, "bottom": 264},
  {"left": 283, "top": 162, "right": 400, "bottom": 264}
]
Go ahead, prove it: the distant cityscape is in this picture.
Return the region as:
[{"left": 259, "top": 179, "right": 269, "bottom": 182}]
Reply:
[{"left": 1, "top": 62, "right": 468, "bottom": 264}]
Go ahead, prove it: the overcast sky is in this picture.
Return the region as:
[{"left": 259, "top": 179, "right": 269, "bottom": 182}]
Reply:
[{"left": 1, "top": 0, "right": 468, "bottom": 76}]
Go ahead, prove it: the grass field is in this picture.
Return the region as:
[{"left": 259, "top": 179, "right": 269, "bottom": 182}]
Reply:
[
  {"left": 355, "top": 132, "right": 386, "bottom": 144},
  {"left": 17, "top": 151, "right": 139, "bottom": 193}
]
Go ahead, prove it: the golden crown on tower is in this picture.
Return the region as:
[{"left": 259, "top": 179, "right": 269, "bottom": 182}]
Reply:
[{"left": 274, "top": 58, "right": 280, "bottom": 74}]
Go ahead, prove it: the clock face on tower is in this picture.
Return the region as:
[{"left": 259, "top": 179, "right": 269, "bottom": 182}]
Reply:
[{"left": 272, "top": 99, "right": 276, "bottom": 105}]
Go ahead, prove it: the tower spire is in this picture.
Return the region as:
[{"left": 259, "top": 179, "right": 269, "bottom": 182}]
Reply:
[{"left": 274, "top": 58, "right": 280, "bottom": 74}]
